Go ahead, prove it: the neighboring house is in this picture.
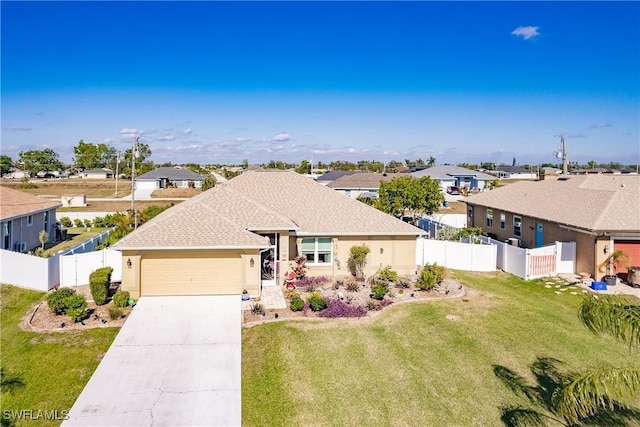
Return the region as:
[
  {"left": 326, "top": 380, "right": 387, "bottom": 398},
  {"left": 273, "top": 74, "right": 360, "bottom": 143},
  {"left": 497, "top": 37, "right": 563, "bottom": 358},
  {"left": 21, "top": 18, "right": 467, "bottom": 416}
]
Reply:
[
  {"left": 316, "top": 170, "right": 358, "bottom": 186},
  {"left": 135, "top": 167, "right": 205, "bottom": 190},
  {"left": 570, "top": 168, "right": 609, "bottom": 175},
  {"left": 465, "top": 175, "right": 640, "bottom": 280},
  {"left": 5, "top": 169, "right": 30, "bottom": 180},
  {"left": 0, "top": 187, "right": 62, "bottom": 252},
  {"left": 492, "top": 166, "right": 538, "bottom": 180},
  {"left": 409, "top": 165, "right": 495, "bottom": 191},
  {"left": 327, "top": 172, "right": 399, "bottom": 199},
  {"left": 82, "top": 168, "right": 114, "bottom": 179},
  {"left": 114, "top": 170, "right": 425, "bottom": 299}
]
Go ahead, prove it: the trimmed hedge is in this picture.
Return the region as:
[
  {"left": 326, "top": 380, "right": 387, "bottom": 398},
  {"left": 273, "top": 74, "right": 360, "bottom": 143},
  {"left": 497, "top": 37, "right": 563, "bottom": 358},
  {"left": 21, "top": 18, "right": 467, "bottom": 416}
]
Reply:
[
  {"left": 113, "top": 290, "right": 130, "bottom": 308},
  {"left": 89, "top": 267, "right": 113, "bottom": 306}
]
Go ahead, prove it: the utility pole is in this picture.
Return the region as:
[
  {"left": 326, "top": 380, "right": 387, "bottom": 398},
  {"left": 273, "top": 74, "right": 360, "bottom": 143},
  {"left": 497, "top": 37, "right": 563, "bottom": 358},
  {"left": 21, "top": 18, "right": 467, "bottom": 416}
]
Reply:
[
  {"left": 131, "top": 136, "right": 139, "bottom": 230},
  {"left": 114, "top": 151, "right": 120, "bottom": 197},
  {"left": 561, "top": 135, "right": 568, "bottom": 175}
]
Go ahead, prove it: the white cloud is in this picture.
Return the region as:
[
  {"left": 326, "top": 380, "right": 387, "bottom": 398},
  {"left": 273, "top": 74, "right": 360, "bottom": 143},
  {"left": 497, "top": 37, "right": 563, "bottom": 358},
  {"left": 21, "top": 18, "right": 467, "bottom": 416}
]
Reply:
[
  {"left": 3, "top": 125, "right": 31, "bottom": 131},
  {"left": 182, "top": 128, "right": 193, "bottom": 135},
  {"left": 102, "top": 138, "right": 115, "bottom": 144},
  {"left": 157, "top": 134, "right": 176, "bottom": 141},
  {"left": 591, "top": 122, "right": 612, "bottom": 129},
  {"left": 120, "top": 128, "right": 139, "bottom": 135},
  {"left": 272, "top": 132, "right": 291, "bottom": 142},
  {"left": 511, "top": 26, "right": 540, "bottom": 40}
]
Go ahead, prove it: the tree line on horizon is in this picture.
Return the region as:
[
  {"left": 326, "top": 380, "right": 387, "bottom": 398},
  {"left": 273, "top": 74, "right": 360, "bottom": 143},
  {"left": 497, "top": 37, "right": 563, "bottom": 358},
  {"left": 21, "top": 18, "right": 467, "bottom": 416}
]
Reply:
[{"left": 0, "top": 142, "right": 635, "bottom": 178}]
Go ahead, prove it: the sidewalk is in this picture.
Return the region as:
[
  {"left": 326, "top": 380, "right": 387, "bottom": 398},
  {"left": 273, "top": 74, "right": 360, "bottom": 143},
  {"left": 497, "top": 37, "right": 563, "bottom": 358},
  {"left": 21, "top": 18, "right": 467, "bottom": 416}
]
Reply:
[{"left": 559, "top": 273, "right": 640, "bottom": 298}]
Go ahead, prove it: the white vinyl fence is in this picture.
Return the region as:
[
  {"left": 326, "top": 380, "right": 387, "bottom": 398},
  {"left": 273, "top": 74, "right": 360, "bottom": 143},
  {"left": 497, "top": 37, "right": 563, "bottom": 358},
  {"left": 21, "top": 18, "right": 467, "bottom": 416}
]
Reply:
[
  {"left": 416, "top": 238, "right": 497, "bottom": 272},
  {"left": 0, "top": 249, "right": 60, "bottom": 292},
  {"left": 479, "top": 236, "right": 576, "bottom": 280},
  {"left": 60, "top": 249, "right": 122, "bottom": 287},
  {"left": 0, "top": 229, "right": 120, "bottom": 292}
]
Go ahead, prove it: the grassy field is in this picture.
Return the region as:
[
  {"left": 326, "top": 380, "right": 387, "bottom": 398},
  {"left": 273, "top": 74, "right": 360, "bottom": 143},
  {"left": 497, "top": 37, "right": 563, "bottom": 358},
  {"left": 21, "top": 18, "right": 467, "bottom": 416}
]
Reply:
[
  {"left": 0, "top": 285, "right": 120, "bottom": 426},
  {"left": 242, "top": 271, "right": 639, "bottom": 426}
]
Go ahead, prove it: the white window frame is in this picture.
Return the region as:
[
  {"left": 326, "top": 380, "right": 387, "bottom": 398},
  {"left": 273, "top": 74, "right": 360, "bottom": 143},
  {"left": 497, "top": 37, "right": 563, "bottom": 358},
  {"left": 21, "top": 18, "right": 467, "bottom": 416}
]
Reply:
[
  {"left": 301, "top": 237, "right": 332, "bottom": 265},
  {"left": 486, "top": 209, "right": 493, "bottom": 228},
  {"left": 500, "top": 213, "right": 506, "bottom": 229},
  {"left": 513, "top": 216, "right": 522, "bottom": 237},
  {"left": 27, "top": 215, "right": 33, "bottom": 227}
]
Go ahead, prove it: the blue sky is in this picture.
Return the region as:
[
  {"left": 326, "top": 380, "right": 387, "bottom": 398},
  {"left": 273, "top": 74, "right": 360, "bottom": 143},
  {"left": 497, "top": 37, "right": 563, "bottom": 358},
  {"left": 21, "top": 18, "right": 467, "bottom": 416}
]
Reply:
[{"left": 2, "top": 1, "right": 639, "bottom": 167}]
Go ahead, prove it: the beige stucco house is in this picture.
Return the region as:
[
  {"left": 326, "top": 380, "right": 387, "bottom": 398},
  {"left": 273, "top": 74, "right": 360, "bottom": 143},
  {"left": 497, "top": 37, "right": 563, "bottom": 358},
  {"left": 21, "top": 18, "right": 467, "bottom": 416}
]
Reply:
[
  {"left": 0, "top": 187, "right": 61, "bottom": 252},
  {"left": 465, "top": 175, "right": 640, "bottom": 280},
  {"left": 114, "top": 170, "right": 425, "bottom": 298}
]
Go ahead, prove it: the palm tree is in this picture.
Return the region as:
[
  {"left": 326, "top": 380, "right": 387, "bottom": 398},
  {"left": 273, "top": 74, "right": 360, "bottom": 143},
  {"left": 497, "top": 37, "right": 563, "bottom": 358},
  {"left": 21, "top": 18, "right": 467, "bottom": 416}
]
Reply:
[
  {"left": 552, "top": 294, "right": 640, "bottom": 423},
  {"left": 427, "top": 156, "right": 436, "bottom": 167}
]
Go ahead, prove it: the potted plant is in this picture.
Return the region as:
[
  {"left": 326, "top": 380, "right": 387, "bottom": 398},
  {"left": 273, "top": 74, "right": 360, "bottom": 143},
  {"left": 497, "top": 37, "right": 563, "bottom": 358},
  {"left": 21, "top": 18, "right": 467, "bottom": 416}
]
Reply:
[
  {"left": 598, "top": 249, "right": 630, "bottom": 287},
  {"left": 241, "top": 289, "right": 250, "bottom": 301}
]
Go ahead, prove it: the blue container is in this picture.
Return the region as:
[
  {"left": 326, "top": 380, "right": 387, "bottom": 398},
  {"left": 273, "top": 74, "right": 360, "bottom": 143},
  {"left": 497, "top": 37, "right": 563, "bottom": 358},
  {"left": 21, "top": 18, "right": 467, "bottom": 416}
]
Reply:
[
  {"left": 590, "top": 281, "right": 607, "bottom": 291},
  {"left": 443, "top": 201, "right": 449, "bottom": 208}
]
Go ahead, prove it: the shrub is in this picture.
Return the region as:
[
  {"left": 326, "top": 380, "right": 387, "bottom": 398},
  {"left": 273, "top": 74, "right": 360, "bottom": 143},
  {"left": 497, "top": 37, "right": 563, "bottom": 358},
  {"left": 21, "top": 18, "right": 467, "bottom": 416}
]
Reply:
[
  {"left": 345, "top": 281, "right": 361, "bottom": 292},
  {"left": 380, "top": 298, "right": 394, "bottom": 308},
  {"left": 89, "top": 267, "right": 113, "bottom": 305},
  {"left": 59, "top": 216, "right": 72, "bottom": 227},
  {"left": 371, "top": 284, "right": 388, "bottom": 301},
  {"left": 92, "top": 216, "right": 106, "bottom": 228},
  {"left": 378, "top": 266, "right": 398, "bottom": 284},
  {"left": 83, "top": 219, "right": 92, "bottom": 228},
  {"left": 289, "top": 296, "right": 304, "bottom": 312},
  {"left": 366, "top": 300, "right": 382, "bottom": 311},
  {"left": 307, "top": 292, "right": 328, "bottom": 312},
  {"left": 284, "top": 289, "right": 300, "bottom": 300},
  {"left": 109, "top": 307, "right": 123, "bottom": 320},
  {"left": 73, "top": 218, "right": 83, "bottom": 227},
  {"left": 250, "top": 303, "right": 265, "bottom": 316},
  {"left": 113, "top": 290, "right": 130, "bottom": 308},
  {"left": 47, "top": 287, "right": 76, "bottom": 315},
  {"left": 347, "top": 244, "right": 370, "bottom": 279},
  {"left": 65, "top": 293, "right": 89, "bottom": 322},
  {"left": 318, "top": 298, "right": 367, "bottom": 318},
  {"left": 416, "top": 263, "right": 446, "bottom": 291}
]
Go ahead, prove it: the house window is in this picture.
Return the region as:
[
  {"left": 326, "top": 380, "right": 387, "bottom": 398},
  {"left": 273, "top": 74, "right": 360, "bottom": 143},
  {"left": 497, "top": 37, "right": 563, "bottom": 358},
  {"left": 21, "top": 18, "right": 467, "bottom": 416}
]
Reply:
[
  {"left": 500, "top": 213, "right": 506, "bottom": 229},
  {"left": 301, "top": 237, "right": 332, "bottom": 264},
  {"left": 513, "top": 216, "right": 522, "bottom": 237},
  {"left": 467, "top": 206, "right": 474, "bottom": 225},
  {"left": 27, "top": 215, "right": 33, "bottom": 227},
  {"left": 486, "top": 209, "right": 493, "bottom": 228},
  {"left": 44, "top": 211, "right": 49, "bottom": 232}
]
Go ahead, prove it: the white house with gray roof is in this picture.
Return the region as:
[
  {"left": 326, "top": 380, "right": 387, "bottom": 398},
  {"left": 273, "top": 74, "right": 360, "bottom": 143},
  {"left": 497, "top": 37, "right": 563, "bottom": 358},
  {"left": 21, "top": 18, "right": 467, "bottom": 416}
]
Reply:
[
  {"left": 135, "top": 166, "right": 205, "bottom": 190},
  {"left": 409, "top": 165, "right": 495, "bottom": 191},
  {"left": 114, "top": 170, "right": 425, "bottom": 299}
]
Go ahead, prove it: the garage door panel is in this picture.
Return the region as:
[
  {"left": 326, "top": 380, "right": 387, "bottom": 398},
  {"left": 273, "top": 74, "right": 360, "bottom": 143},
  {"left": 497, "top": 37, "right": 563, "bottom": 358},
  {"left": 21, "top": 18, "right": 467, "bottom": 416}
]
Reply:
[
  {"left": 142, "top": 252, "right": 242, "bottom": 296},
  {"left": 614, "top": 241, "right": 640, "bottom": 274}
]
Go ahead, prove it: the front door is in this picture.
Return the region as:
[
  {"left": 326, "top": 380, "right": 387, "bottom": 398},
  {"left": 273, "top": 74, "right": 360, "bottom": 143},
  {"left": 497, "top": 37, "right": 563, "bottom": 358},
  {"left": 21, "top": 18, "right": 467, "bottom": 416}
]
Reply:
[
  {"left": 535, "top": 222, "right": 544, "bottom": 248},
  {"left": 260, "top": 233, "right": 279, "bottom": 287}
]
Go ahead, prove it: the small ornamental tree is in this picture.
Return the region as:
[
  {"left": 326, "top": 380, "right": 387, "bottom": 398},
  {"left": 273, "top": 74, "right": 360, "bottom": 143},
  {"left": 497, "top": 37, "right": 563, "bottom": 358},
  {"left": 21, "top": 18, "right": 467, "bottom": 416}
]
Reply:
[{"left": 347, "top": 244, "right": 370, "bottom": 279}]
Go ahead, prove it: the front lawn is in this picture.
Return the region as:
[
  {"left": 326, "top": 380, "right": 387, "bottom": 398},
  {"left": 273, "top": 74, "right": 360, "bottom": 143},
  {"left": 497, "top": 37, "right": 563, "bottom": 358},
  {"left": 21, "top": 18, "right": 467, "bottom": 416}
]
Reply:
[
  {"left": 242, "top": 271, "right": 639, "bottom": 426},
  {"left": 0, "top": 285, "right": 119, "bottom": 426}
]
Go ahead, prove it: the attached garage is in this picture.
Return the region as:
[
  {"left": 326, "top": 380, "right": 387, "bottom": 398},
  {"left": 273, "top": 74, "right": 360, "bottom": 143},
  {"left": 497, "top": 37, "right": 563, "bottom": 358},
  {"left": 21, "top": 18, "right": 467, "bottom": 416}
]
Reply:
[
  {"left": 614, "top": 240, "right": 640, "bottom": 276},
  {"left": 141, "top": 251, "right": 242, "bottom": 296}
]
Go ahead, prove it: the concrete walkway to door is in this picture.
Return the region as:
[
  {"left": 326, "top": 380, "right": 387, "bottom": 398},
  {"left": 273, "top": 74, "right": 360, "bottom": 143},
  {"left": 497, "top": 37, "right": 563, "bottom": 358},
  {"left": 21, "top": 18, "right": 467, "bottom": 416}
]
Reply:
[{"left": 64, "top": 295, "right": 241, "bottom": 426}]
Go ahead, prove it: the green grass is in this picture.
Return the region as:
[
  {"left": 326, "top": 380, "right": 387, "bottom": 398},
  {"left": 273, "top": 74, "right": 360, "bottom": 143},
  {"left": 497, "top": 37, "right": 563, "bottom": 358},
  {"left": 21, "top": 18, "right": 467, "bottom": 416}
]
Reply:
[
  {"left": 0, "top": 285, "right": 119, "bottom": 426},
  {"left": 43, "top": 227, "right": 108, "bottom": 256},
  {"left": 242, "top": 271, "right": 639, "bottom": 426}
]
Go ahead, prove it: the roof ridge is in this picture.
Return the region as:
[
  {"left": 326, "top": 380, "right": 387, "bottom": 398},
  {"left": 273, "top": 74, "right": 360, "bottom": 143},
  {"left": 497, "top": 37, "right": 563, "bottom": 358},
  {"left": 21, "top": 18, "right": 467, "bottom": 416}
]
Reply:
[{"left": 222, "top": 186, "right": 300, "bottom": 229}]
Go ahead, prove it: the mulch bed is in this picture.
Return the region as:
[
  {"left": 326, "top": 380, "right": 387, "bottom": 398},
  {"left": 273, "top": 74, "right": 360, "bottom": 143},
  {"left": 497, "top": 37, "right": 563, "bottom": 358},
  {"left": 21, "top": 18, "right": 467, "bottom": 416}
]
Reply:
[
  {"left": 243, "top": 276, "right": 466, "bottom": 327},
  {"left": 21, "top": 285, "right": 132, "bottom": 332}
]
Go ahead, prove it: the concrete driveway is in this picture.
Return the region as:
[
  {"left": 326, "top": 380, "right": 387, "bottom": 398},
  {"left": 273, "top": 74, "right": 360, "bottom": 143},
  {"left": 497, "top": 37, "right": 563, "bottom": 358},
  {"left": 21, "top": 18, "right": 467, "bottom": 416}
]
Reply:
[{"left": 64, "top": 295, "right": 241, "bottom": 426}]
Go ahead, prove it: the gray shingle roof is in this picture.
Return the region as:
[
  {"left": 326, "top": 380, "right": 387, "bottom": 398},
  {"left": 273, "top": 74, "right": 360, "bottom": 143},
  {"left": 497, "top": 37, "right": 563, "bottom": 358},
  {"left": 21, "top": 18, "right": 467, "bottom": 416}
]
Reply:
[
  {"left": 136, "top": 167, "right": 204, "bottom": 181},
  {"left": 114, "top": 171, "right": 423, "bottom": 250},
  {"left": 466, "top": 175, "right": 640, "bottom": 232},
  {"left": 327, "top": 172, "right": 399, "bottom": 190},
  {"left": 410, "top": 165, "right": 495, "bottom": 180}
]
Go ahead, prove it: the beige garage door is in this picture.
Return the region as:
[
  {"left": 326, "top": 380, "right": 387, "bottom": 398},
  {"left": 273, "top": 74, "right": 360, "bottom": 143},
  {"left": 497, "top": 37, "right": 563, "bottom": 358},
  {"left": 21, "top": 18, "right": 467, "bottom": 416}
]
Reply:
[{"left": 141, "top": 251, "right": 242, "bottom": 296}]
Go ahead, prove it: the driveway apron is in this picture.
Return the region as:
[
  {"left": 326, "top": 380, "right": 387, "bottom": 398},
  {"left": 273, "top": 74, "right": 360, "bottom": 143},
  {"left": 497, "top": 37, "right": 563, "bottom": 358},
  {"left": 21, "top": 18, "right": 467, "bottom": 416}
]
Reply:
[{"left": 64, "top": 295, "right": 241, "bottom": 426}]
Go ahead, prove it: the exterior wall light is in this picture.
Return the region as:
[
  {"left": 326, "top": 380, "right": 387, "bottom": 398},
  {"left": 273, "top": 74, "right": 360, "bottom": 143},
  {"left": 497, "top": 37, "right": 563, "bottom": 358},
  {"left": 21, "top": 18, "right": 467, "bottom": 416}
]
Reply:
[
  {"left": 603, "top": 245, "right": 609, "bottom": 255},
  {"left": 127, "top": 258, "right": 132, "bottom": 269},
  {"left": 250, "top": 258, "right": 255, "bottom": 268}
]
